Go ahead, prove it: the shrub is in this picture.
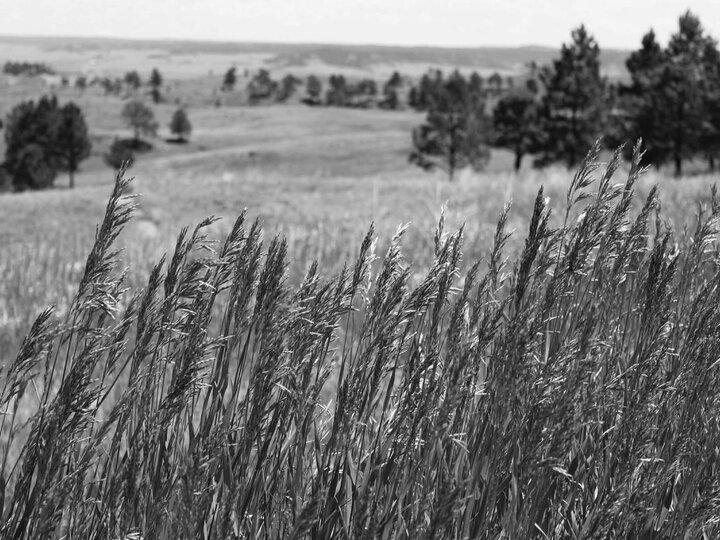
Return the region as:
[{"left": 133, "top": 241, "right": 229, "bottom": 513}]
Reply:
[
  {"left": 103, "top": 138, "right": 135, "bottom": 169},
  {"left": 2, "top": 144, "right": 720, "bottom": 538}
]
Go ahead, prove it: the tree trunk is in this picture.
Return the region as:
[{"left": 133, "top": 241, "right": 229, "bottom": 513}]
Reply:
[
  {"left": 710, "top": 155, "right": 716, "bottom": 172},
  {"left": 674, "top": 155, "right": 683, "bottom": 178},
  {"left": 514, "top": 150, "right": 523, "bottom": 172},
  {"left": 69, "top": 169, "right": 75, "bottom": 189}
]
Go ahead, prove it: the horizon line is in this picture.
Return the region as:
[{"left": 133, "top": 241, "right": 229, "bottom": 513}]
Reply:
[{"left": 0, "top": 32, "right": 634, "bottom": 53}]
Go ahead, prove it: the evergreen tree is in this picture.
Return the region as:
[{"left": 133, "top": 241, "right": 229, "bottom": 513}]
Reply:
[
  {"left": 410, "top": 110, "right": 490, "bottom": 181},
  {"left": 149, "top": 68, "right": 163, "bottom": 103},
  {"left": 247, "top": 69, "right": 277, "bottom": 104},
  {"left": 535, "top": 25, "right": 607, "bottom": 168},
  {"left": 661, "top": 12, "right": 718, "bottom": 175},
  {"left": 382, "top": 71, "right": 402, "bottom": 109},
  {"left": 326, "top": 74, "right": 348, "bottom": 106},
  {"left": 620, "top": 13, "right": 718, "bottom": 176},
  {"left": 617, "top": 29, "right": 672, "bottom": 168},
  {"left": 3, "top": 96, "right": 61, "bottom": 190},
  {"left": 169, "top": 108, "right": 192, "bottom": 142},
  {"left": 222, "top": 67, "right": 237, "bottom": 92},
  {"left": 492, "top": 91, "right": 543, "bottom": 171},
  {"left": 304, "top": 75, "right": 322, "bottom": 105},
  {"left": 700, "top": 39, "right": 720, "bottom": 170},
  {"left": 277, "top": 74, "right": 302, "bottom": 102},
  {"left": 469, "top": 72, "right": 484, "bottom": 98},
  {"left": 409, "top": 71, "right": 490, "bottom": 181},
  {"left": 75, "top": 76, "right": 87, "bottom": 93},
  {"left": 124, "top": 71, "right": 142, "bottom": 91},
  {"left": 149, "top": 68, "right": 163, "bottom": 89},
  {"left": 487, "top": 72, "right": 503, "bottom": 95},
  {"left": 56, "top": 102, "right": 91, "bottom": 188}
]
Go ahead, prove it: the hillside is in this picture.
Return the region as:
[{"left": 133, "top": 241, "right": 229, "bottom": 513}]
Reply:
[{"left": 0, "top": 35, "right": 631, "bottom": 80}]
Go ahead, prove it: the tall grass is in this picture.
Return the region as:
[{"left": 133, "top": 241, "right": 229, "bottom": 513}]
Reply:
[{"left": 2, "top": 144, "right": 720, "bottom": 539}]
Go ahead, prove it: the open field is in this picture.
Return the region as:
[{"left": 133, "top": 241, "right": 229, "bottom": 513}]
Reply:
[
  {"left": 2, "top": 88, "right": 719, "bottom": 358},
  {"left": 3, "top": 36, "right": 720, "bottom": 538},
  {"left": 0, "top": 35, "right": 632, "bottom": 80}
]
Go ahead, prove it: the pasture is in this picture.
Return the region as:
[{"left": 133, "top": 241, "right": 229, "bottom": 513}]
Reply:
[
  {"left": 3, "top": 38, "right": 720, "bottom": 538},
  {"left": 1, "top": 77, "right": 719, "bottom": 358}
]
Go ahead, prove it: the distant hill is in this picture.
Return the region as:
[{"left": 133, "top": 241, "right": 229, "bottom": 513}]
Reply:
[{"left": 0, "top": 35, "right": 631, "bottom": 80}]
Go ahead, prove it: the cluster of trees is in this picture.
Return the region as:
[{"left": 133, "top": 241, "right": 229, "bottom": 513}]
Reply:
[
  {"left": 611, "top": 13, "right": 720, "bottom": 175},
  {"left": 1, "top": 96, "right": 91, "bottom": 191},
  {"left": 1, "top": 93, "right": 193, "bottom": 191},
  {"left": 220, "top": 67, "right": 303, "bottom": 104},
  {"left": 3, "top": 61, "right": 55, "bottom": 76},
  {"left": 219, "top": 67, "right": 407, "bottom": 109},
  {"left": 93, "top": 68, "right": 165, "bottom": 102},
  {"left": 322, "top": 71, "right": 404, "bottom": 109},
  {"left": 412, "top": 11, "right": 720, "bottom": 179},
  {"left": 105, "top": 100, "right": 192, "bottom": 169},
  {"left": 408, "top": 70, "right": 510, "bottom": 110}
]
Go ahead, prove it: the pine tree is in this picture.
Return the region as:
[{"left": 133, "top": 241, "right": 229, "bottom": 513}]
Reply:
[
  {"left": 409, "top": 71, "right": 490, "bottom": 181},
  {"left": 616, "top": 29, "right": 671, "bottom": 168},
  {"left": 660, "top": 12, "right": 719, "bottom": 175},
  {"left": 222, "top": 67, "right": 237, "bottom": 91},
  {"left": 382, "top": 71, "right": 402, "bottom": 109},
  {"left": 169, "top": 108, "right": 192, "bottom": 142},
  {"left": 304, "top": 75, "right": 322, "bottom": 105},
  {"left": 632, "top": 12, "right": 717, "bottom": 176},
  {"left": 56, "top": 102, "right": 92, "bottom": 188},
  {"left": 277, "top": 74, "right": 302, "bottom": 102},
  {"left": 492, "top": 91, "right": 543, "bottom": 171},
  {"left": 326, "top": 74, "right": 348, "bottom": 106},
  {"left": 3, "top": 96, "right": 61, "bottom": 190},
  {"left": 410, "top": 111, "right": 490, "bottom": 181},
  {"left": 124, "top": 71, "right": 142, "bottom": 91},
  {"left": 149, "top": 68, "right": 163, "bottom": 103},
  {"left": 535, "top": 25, "right": 607, "bottom": 168},
  {"left": 149, "top": 68, "right": 163, "bottom": 89},
  {"left": 247, "top": 69, "right": 277, "bottom": 104}
]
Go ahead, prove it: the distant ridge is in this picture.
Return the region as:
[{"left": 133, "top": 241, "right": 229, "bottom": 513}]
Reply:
[{"left": 0, "top": 34, "right": 631, "bottom": 79}]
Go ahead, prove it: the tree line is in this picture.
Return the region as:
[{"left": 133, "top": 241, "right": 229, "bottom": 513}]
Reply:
[
  {"left": 411, "top": 11, "right": 720, "bottom": 179},
  {"left": 1, "top": 95, "right": 193, "bottom": 192}
]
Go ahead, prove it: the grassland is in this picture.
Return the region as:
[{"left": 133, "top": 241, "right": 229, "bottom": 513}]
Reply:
[
  {"left": 1, "top": 80, "right": 719, "bottom": 360},
  {"left": 2, "top": 37, "right": 720, "bottom": 538},
  {"left": 3, "top": 145, "right": 720, "bottom": 537}
]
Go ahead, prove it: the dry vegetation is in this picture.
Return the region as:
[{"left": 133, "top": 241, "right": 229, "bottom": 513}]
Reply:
[
  {"left": 2, "top": 143, "right": 720, "bottom": 538},
  {"left": 2, "top": 38, "right": 720, "bottom": 539}
]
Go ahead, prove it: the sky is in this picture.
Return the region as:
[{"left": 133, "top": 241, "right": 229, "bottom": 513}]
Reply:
[{"left": 1, "top": 0, "right": 720, "bottom": 50}]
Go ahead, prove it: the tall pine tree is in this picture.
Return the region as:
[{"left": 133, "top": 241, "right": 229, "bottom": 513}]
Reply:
[
  {"left": 616, "top": 29, "right": 671, "bottom": 168},
  {"left": 56, "top": 102, "right": 91, "bottom": 189},
  {"left": 535, "top": 25, "right": 606, "bottom": 168},
  {"left": 663, "top": 12, "right": 715, "bottom": 176}
]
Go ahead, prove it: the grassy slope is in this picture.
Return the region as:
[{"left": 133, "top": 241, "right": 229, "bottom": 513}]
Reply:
[
  {"left": 0, "top": 77, "right": 718, "bottom": 360},
  {"left": 0, "top": 35, "right": 631, "bottom": 79}
]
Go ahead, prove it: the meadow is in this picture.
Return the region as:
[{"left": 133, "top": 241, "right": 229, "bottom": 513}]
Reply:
[
  {"left": 1, "top": 87, "right": 717, "bottom": 359},
  {"left": 2, "top": 39, "right": 720, "bottom": 538}
]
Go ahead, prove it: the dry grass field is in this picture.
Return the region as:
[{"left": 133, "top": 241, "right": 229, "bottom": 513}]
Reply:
[
  {"left": 3, "top": 37, "right": 720, "bottom": 538},
  {"left": 1, "top": 70, "right": 719, "bottom": 358}
]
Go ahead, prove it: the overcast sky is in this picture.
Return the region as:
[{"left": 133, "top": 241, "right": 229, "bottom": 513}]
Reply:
[{"left": 1, "top": 0, "right": 719, "bottom": 49}]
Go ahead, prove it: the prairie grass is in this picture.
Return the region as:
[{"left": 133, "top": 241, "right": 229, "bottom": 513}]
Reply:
[{"left": 2, "top": 144, "right": 720, "bottom": 538}]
